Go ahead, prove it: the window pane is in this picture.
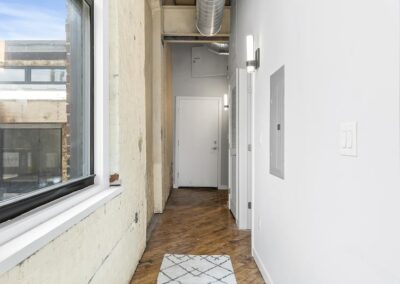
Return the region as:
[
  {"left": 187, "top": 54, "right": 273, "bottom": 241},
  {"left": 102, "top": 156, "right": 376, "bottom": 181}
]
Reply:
[
  {"left": 31, "top": 69, "right": 52, "bottom": 82},
  {"left": 0, "top": 127, "right": 62, "bottom": 199},
  {"left": 31, "top": 69, "right": 67, "bottom": 83},
  {"left": 0, "top": 68, "right": 25, "bottom": 82},
  {"left": 54, "top": 69, "right": 67, "bottom": 82},
  {"left": 0, "top": 0, "right": 92, "bottom": 204}
]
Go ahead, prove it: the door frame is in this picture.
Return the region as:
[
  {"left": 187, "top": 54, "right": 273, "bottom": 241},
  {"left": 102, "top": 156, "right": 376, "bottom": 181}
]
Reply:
[
  {"left": 228, "top": 82, "right": 238, "bottom": 217},
  {"left": 237, "top": 68, "right": 249, "bottom": 229},
  {"left": 174, "top": 96, "right": 223, "bottom": 188},
  {"left": 229, "top": 68, "right": 253, "bottom": 230}
]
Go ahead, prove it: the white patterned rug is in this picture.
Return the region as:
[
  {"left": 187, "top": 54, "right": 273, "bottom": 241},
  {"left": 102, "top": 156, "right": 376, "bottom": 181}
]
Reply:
[{"left": 157, "top": 254, "right": 237, "bottom": 284}]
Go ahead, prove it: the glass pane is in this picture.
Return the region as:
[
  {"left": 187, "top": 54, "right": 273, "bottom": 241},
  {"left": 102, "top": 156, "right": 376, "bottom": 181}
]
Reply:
[
  {"left": 31, "top": 69, "right": 67, "bottom": 83},
  {"left": 0, "top": 68, "right": 25, "bottom": 82},
  {"left": 54, "top": 69, "right": 67, "bottom": 82},
  {"left": 31, "top": 69, "right": 52, "bottom": 82},
  {"left": 0, "top": 127, "right": 62, "bottom": 199},
  {"left": 0, "top": 0, "right": 91, "bottom": 203}
]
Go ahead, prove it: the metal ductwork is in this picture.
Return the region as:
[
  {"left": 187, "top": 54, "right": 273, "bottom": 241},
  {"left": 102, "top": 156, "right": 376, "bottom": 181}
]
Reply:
[
  {"left": 207, "top": 42, "right": 229, "bottom": 55},
  {"left": 196, "top": 0, "right": 226, "bottom": 36}
]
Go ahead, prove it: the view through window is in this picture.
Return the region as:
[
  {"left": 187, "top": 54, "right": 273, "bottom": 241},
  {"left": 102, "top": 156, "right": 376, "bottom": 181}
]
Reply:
[{"left": 0, "top": 0, "right": 93, "bottom": 212}]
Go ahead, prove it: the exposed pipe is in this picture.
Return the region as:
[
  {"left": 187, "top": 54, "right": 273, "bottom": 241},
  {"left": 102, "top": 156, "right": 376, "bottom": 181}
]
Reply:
[
  {"left": 196, "top": 0, "right": 226, "bottom": 36},
  {"left": 207, "top": 42, "right": 229, "bottom": 55}
]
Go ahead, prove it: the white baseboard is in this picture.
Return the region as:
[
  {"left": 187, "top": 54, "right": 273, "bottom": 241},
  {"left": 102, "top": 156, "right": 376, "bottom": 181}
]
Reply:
[
  {"left": 218, "top": 185, "right": 229, "bottom": 190},
  {"left": 252, "top": 248, "right": 274, "bottom": 284}
]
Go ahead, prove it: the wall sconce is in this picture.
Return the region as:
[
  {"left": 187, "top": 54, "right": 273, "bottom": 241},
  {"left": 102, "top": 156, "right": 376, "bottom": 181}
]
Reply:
[
  {"left": 246, "top": 34, "right": 260, "bottom": 73},
  {"left": 223, "top": 94, "right": 229, "bottom": 110}
]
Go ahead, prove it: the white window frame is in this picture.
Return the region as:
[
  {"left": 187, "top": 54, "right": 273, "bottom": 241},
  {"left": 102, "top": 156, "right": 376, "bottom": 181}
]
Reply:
[{"left": 0, "top": 0, "right": 122, "bottom": 274}]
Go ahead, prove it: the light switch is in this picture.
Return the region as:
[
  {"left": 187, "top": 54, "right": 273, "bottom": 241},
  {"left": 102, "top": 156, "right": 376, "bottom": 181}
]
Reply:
[
  {"left": 340, "top": 122, "right": 357, "bottom": 156},
  {"left": 340, "top": 131, "right": 347, "bottom": 149}
]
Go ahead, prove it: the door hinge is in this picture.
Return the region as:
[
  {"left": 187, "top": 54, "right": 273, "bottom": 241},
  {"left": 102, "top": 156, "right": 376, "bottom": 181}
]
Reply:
[
  {"left": 248, "top": 144, "right": 252, "bottom": 152},
  {"left": 177, "top": 172, "right": 179, "bottom": 178},
  {"left": 248, "top": 202, "right": 252, "bottom": 209}
]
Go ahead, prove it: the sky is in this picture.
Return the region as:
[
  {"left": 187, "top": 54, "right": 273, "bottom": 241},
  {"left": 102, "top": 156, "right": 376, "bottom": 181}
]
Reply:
[{"left": 0, "top": 0, "right": 66, "bottom": 40}]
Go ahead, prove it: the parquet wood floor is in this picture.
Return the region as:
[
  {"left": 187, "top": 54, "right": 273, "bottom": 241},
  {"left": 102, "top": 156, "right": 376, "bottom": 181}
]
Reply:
[{"left": 131, "top": 188, "right": 265, "bottom": 284}]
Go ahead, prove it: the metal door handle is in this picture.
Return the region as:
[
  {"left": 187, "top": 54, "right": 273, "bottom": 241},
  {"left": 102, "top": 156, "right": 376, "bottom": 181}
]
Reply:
[{"left": 212, "top": 147, "right": 218, "bottom": 150}]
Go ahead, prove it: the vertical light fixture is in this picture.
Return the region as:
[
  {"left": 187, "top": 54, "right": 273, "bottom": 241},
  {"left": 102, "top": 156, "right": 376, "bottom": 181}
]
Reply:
[
  {"left": 223, "top": 93, "right": 229, "bottom": 110},
  {"left": 246, "top": 34, "right": 260, "bottom": 73}
]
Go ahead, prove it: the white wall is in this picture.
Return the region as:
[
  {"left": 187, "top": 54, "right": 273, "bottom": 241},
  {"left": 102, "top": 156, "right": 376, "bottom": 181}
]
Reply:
[
  {"left": 230, "top": 0, "right": 400, "bottom": 283},
  {"left": 171, "top": 44, "right": 229, "bottom": 187}
]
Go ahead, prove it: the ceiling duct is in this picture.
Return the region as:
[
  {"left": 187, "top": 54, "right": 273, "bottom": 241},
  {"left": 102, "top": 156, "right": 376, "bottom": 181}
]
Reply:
[
  {"left": 207, "top": 42, "right": 229, "bottom": 55},
  {"left": 196, "top": 0, "right": 226, "bottom": 36}
]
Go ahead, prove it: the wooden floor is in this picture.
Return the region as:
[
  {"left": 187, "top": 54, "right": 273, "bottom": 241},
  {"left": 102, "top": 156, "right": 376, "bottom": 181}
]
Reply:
[{"left": 131, "top": 188, "right": 264, "bottom": 284}]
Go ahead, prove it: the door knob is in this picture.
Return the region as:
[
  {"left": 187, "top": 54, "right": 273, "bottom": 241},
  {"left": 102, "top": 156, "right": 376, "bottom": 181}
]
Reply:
[{"left": 212, "top": 147, "right": 218, "bottom": 150}]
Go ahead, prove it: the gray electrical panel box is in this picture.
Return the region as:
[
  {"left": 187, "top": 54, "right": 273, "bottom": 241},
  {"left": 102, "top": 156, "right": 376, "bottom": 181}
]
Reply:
[{"left": 270, "top": 66, "right": 285, "bottom": 179}]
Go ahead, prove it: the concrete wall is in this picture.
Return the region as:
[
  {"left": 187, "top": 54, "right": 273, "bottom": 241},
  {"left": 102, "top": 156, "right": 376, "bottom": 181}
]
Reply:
[
  {"left": 152, "top": 6, "right": 173, "bottom": 213},
  {"left": 171, "top": 44, "right": 229, "bottom": 187},
  {"left": 0, "top": 0, "right": 153, "bottom": 282},
  {"left": 163, "top": 45, "right": 173, "bottom": 206},
  {"left": 109, "top": 0, "right": 120, "bottom": 176},
  {"left": 163, "top": 44, "right": 174, "bottom": 202},
  {"left": 230, "top": 0, "right": 400, "bottom": 284},
  {"left": 144, "top": 0, "right": 154, "bottom": 225}
]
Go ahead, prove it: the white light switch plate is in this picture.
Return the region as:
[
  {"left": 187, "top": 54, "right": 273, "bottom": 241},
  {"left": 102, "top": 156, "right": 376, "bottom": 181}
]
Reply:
[{"left": 340, "top": 122, "right": 357, "bottom": 156}]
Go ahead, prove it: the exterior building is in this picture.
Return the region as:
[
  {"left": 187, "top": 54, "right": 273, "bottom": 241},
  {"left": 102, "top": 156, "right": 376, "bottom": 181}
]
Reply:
[{"left": 0, "top": 40, "right": 69, "bottom": 200}]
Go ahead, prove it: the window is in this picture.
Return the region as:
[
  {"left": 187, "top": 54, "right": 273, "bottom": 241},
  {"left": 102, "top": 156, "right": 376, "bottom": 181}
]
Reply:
[
  {"left": 0, "top": 0, "right": 94, "bottom": 222},
  {"left": 0, "top": 67, "right": 68, "bottom": 84},
  {"left": 31, "top": 68, "right": 68, "bottom": 83},
  {"left": 0, "top": 68, "right": 26, "bottom": 83}
]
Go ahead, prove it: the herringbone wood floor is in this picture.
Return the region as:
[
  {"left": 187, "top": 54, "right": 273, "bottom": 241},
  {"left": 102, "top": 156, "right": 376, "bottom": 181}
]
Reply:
[{"left": 131, "top": 188, "right": 265, "bottom": 284}]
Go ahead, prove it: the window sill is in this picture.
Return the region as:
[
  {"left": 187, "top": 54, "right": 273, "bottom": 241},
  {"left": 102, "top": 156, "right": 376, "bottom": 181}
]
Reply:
[{"left": 0, "top": 186, "right": 122, "bottom": 274}]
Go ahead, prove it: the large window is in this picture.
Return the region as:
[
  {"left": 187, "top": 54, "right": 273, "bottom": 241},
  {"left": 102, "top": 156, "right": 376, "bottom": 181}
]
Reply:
[{"left": 0, "top": 0, "right": 94, "bottom": 222}]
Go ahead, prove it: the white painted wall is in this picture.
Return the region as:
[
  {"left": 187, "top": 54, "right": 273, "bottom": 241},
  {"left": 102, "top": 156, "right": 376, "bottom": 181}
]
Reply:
[
  {"left": 171, "top": 44, "right": 229, "bottom": 187},
  {"left": 230, "top": 0, "right": 400, "bottom": 283}
]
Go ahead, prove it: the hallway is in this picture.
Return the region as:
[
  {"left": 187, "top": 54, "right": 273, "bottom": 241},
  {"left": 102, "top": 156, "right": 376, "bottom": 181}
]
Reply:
[
  {"left": 131, "top": 189, "right": 264, "bottom": 283},
  {"left": 0, "top": 0, "right": 400, "bottom": 283}
]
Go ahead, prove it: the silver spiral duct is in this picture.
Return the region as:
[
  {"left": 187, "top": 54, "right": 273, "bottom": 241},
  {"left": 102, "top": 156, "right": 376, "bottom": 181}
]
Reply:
[
  {"left": 196, "top": 0, "right": 226, "bottom": 36},
  {"left": 208, "top": 42, "right": 229, "bottom": 55}
]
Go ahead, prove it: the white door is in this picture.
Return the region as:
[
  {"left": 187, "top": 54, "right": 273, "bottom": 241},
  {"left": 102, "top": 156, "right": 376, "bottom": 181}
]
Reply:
[{"left": 176, "top": 97, "right": 221, "bottom": 187}]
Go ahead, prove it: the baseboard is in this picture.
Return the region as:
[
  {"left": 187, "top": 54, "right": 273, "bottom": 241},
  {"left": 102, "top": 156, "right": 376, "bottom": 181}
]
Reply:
[
  {"left": 252, "top": 248, "right": 274, "bottom": 284},
  {"left": 218, "top": 185, "right": 229, "bottom": 190},
  {"left": 146, "top": 213, "right": 161, "bottom": 243}
]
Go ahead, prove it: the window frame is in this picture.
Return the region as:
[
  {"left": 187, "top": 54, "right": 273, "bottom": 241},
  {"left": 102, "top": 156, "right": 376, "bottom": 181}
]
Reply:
[
  {"left": 0, "top": 67, "right": 68, "bottom": 85},
  {"left": 0, "top": 0, "right": 95, "bottom": 223}
]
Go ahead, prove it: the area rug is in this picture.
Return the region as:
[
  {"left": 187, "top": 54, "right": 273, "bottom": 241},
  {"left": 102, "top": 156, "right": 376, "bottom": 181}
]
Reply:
[{"left": 157, "top": 254, "right": 237, "bottom": 284}]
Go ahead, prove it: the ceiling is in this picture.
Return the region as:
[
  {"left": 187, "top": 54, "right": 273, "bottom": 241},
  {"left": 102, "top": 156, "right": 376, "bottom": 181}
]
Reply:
[{"left": 163, "top": 0, "right": 231, "bottom": 6}]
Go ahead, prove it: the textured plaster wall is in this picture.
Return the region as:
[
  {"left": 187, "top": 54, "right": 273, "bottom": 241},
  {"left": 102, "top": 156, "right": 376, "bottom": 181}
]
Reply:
[
  {"left": 163, "top": 44, "right": 174, "bottom": 205},
  {"left": 153, "top": 8, "right": 173, "bottom": 213},
  {"left": 145, "top": 0, "right": 155, "bottom": 225},
  {"left": 109, "top": 0, "right": 120, "bottom": 175},
  {"left": 0, "top": 0, "right": 152, "bottom": 283}
]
